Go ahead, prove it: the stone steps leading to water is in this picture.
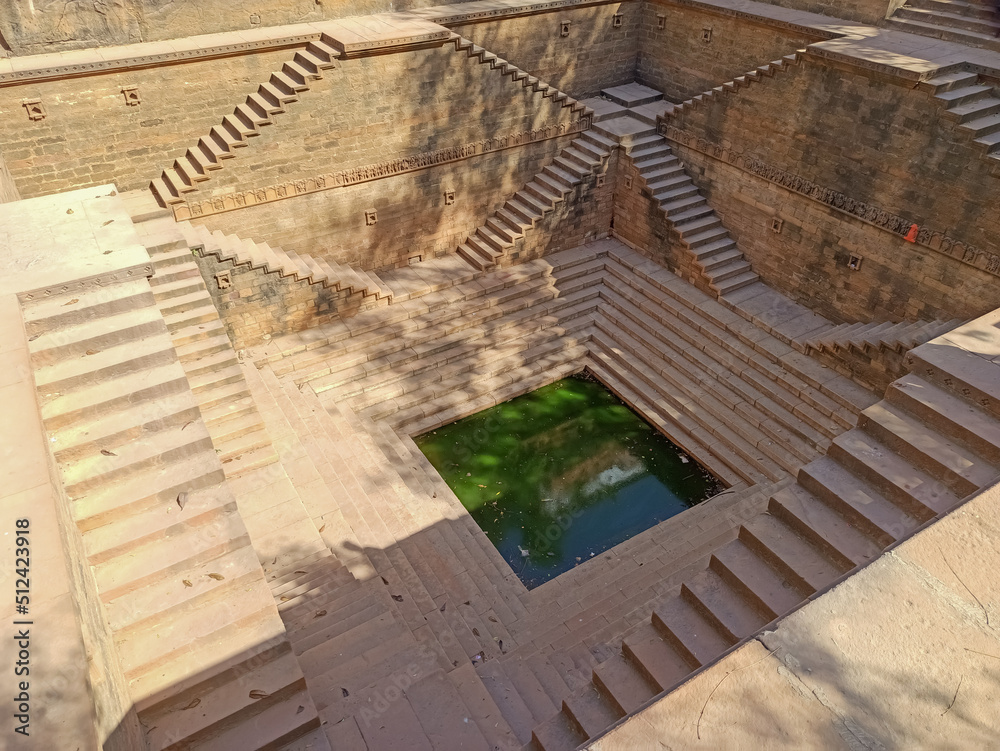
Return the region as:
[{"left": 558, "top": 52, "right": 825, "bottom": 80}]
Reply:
[{"left": 23, "top": 278, "right": 319, "bottom": 750}]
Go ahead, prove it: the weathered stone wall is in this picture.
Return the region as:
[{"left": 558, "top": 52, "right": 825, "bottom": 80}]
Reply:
[
  {"left": 0, "top": 47, "right": 297, "bottom": 198},
  {"left": 667, "top": 57, "right": 1000, "bottom": 322},
  {"left": 178, "top": 41, "right": 583, "bottom": 271},
  {"left": 637, "top": 1, "right": 822, "bottom": 102},
  {"left": 750, "top": 0, "right": 905, "bottom": 25},
  {"left": 193, "top": 138, "right": 572, "bottom": 271},
  {"left": 192, "top": 248, "right": 365, "bottom": 349},
  {"left": 451, "top": 2, "right": 640, "bottom": 98},
  {"left": 0, "top": 0, "right": 463, "bottom": 56}
]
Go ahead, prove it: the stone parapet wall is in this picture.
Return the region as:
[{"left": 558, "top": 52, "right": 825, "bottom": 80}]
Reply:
[
  {"left": 748, "top": 0, "right": 904, "bottom": 25},
  {"left": 638, "top": 0, "right": 822, "bottom": 101}
]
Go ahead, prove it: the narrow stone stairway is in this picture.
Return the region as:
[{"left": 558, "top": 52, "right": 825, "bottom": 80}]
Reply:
[
  {"left": 457, "top": 128, "right": 613, "bottom": 271},
  {"left": 181, "top": 223, "right": 394, "bottom": 304},
  {"left": 150, "top": 38, "right": 341, "bottom": 207},
  {"left": 887, "top": 0, "right": 1000, "bottom": 52},
  {"left": 921, "top": 69, "right": 1000, "bottom": 170},
  {"left": 22, "top": 279, "right": 319, "bottom": 749},
  {"left": 131, "top": 211, "right": 279, "bottom": 478},
  {"left": 523, "top": 315, "right": 1000, "bottom": 750}
]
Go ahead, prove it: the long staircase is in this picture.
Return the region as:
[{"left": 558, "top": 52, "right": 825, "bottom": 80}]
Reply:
[
  {"left": 150, "top": 38, "right": 341, "bottom": 207},
  {"left": 22, "top": 278, "right": 320, "bottom": 750},
  {"left": 131, "top": 210, "right": 280, "bottom": 477},
  {"left": 457, "top": 129, "right": 613, "bottom": 271},
  {"left": 181, "top": 222, "right": 393, "bottom": 303},
  {"left": 887, "top": 0, "right": 1000, "bottom": 52},
  {"left": 920, "top": 69, "right": 1000, "bottom": 172}
]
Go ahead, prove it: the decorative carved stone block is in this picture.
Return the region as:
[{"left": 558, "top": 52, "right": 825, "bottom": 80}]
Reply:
[
  {"left": 250, "top": 13, "right": 261, "bottom": 25},
  {"left": 624, "top": 175, "right": 633, "bottom": 190},
  {"left": 22, "top": 99, "right": 45, "bottom": 121},
  {"left": 215, "top": 271, "right": 232, "bottom": 290},
  {"left": 848, "top": 254, "right": 863, "bottom": 271},
  {"left": 770, "top": 217, "right": 783, "bottom": 233},
  {"left": 702, "top": 27, "right": 713, "bottom": 43},
  {"left": 122, "top": 87, "right": 140, "bottom": 106},
  {"left": 657, "top": 14, "right": 666, "bottom": 30},
  {"left": 444, "top": 190, "right": 455, "bottom": 205},
  {"left": 612, "top": 14, "right": 623, "bottom": 28},
  {"left": 596, "top": 174, "right": 606, "bottom": 188},
  {"left": 365, "top": 209, "right": 378, "bottom": 226},
  {"left": 561, "top": 20, "right": 571, "bottom": 37}
]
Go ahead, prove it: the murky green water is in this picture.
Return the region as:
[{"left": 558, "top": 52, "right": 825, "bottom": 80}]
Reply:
[{"left": 414, "top": 373, "right": 725, "bottom": 589}]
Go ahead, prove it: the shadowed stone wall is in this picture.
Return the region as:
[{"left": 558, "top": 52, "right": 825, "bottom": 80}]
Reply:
[{"left": 637, "top": 1, "right": 823, "bottom": 101}]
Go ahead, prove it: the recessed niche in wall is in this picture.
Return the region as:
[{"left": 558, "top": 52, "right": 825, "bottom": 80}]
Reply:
[
  {"left": 365, "top": 209, "right": 378, "bottom": 226},
  {"left": 415, "top": 372, "right": 725, "bottom": 588}
]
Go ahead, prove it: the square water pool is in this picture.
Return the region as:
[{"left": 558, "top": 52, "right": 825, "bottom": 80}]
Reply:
[{"left": 414, "top": 372, "right": 725, "bottom": 589}]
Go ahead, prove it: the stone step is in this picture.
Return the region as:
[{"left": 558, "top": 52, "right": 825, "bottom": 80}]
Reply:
[
  {"left": 708, "top": 538, "right": 805, "bottom": 619},
  {"left": 652, "top": 595, "right": 734, "bottom": 668},
  {"left": 562, "top": 684, "right": 624, "bottom": 741},
  {"left": 51, "top": 389, "right": 201, "bottom": 463},
  {"left": 140, "top": 644, "right": 309, "bottom": 751},
  {"left": 29, "top": 303, "right": 167, "bottom": 367},
  {"left": 738, "top": 514, "right": 847, "bottom": 595},
  {"left": 797, "top": 456, "right": 920, "bottom": 546},
  {"left": 828, "top": 430, "right": 960, "bottom": 519},
  {"left": 767, "top": 484, "right": 881, "bottom": 570},
  {"left": 40, "top": 360, "right": 190, "bottom": 431},
  {"left": 620, "top": 621, "right": 692, "bottom": 693},
  {"left": 33, "top": 332, "right": 179, "bottom": 394},
  {"left": 680, "top": 568, "right": 770, "bottom": 642},
  {"left": 859, "top": 399, "right": 996, "bottom": 496},
  {"left": 887, "top": 373, "right": 1000, "bottom": 464},
  {"left": 21, "top": 279, "right": 156, "bottom": 333},
  {"left": 69, "top": 451, "right": 225, "bottom": 531}
]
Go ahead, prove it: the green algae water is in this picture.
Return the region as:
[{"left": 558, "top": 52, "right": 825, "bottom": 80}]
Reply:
[{"left": 415, "top": 372, "right": 725, "bottom": 589}]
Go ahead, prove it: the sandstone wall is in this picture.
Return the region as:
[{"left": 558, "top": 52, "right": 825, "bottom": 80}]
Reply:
[
  {"left": 637, "top": 2, "right": 822, "bottom": 102},
  {"left": 182, "top": 41, "right": 583, "bottom": 271},
  {"left": 193, "top": 248, "right": 364, "bottom": 349},
  {"left": 667, "top": 57, "right": 1000, "bottom": 322},
  {"left": 451, "top": 2, "right": 640, "bottom": 98},
  {"left": 0, "top": 149, "right": 19, "bottom": 202},
  {"left": 0, "top": 0, "right": 461, "bottom": 56}
]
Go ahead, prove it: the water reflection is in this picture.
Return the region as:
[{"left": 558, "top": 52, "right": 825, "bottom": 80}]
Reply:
[{"left": 415, "top": 372, "right": 725, "bottom": 588}]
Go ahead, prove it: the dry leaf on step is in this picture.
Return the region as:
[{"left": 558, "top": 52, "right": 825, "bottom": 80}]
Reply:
[
  {"left": 207, "top": 573, "right": 225, "bottom": 581},
  {"left": 472, "top": 628, "right": 480, "bottom": 637},
  {"left": 182, "top": 580, "right": 193, "bottom": 588},
  {"left": 391, "top": 594, "right": 404, "bottom": 602},
  {"left": 381, "top": 576, "right": 389, "bottom": 585},
  {"left": 249, "top": 690, "right": 269, "bottom": 700},
  {"left": 318, "top": 524, "right": 326, "bottom": 533},
  {"left": 341, "top": 688, "right": 349, "bottom": 697},
  {"left": 280, "top": 596, "right": 290, "bottom": 602},
  {"left": 440, "top": 602, "right": 447, "bottom": 612},
  {"left": 63, "top": 298, "right": 78, "bottom": 306},
  {"left": 176, "top": 492, "right": 188, "bottom": 510},
  {"left": 296, "top": 706, "right": 304, "bottom": 715},
  {"left": 488, "top": 616, "right": 497, "bottom": 623},
  {"left": 314, "top": 610, "right": 327, "bottom": 619},
  {"left": 100, "top": 449, "right": 117, "bottom": 456},
  {"left": 182, "top": 698, "right": 200, "bottom": 710}
]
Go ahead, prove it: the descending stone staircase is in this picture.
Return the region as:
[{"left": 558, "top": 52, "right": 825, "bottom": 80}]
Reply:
[
  {"left": 451, "top": 34, "right": 593, "bottom": 120},
  {"left": 802, "top": 317, "right": 964, "bottom": 389},
  {"left": 22, "top": 279, "right": 319, "bottom": 750},
  {"left": 457, "top": 127, "right": 612, "bottom": 270},
  {"left": 887, "top": 0, "right": 1000, "bottom": 52},
  {"left": 621, "top": 133, "right": 758, "bottom": 296},
  {"left": 920, "top": 69, "right": 1000, "bottom": 171},
  {"left": 181, "top": 222, "right": 393, "bottom": 303},
  {"left": 525, "top": 318, "right": 1000, "bottom": 750},
  {"left": 150, "top": 38, "right": 341, "bottom": 207},
  {"left": 130, "top": 212, "right": 280, "bottom": 477},
  {"left": 663, "top": 51, "right": 805, "bottom": 122}
]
